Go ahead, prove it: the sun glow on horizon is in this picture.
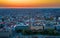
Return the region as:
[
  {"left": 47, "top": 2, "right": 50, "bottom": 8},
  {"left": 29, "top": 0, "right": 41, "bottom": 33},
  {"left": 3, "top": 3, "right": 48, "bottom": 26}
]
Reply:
[{"left": 0, "top": 0, "right": 60, "bottom": 7}]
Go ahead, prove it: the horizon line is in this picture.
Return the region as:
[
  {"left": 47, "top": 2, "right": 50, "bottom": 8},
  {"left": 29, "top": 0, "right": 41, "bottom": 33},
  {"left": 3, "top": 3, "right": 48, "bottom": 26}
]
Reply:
[{"left": 0, "top": 7, "right": 60, "bottom": 9}]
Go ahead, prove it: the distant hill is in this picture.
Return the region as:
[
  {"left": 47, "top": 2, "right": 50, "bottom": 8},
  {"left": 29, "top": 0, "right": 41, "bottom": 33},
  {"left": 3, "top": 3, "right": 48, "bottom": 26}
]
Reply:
[{"left": 0, "top": 8, "right": 60, "bottom": 16}]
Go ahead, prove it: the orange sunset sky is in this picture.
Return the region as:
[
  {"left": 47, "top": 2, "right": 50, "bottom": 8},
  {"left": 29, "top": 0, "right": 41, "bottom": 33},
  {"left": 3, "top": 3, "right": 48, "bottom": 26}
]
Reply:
[{"left": 0, "top": 0, "right": 60, "bottom": 7}]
